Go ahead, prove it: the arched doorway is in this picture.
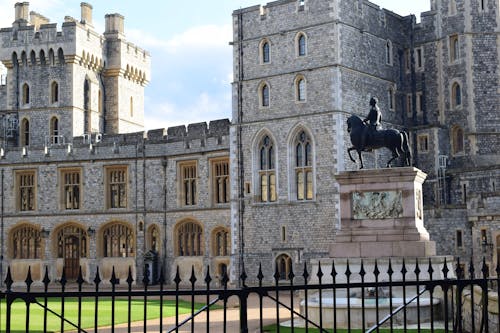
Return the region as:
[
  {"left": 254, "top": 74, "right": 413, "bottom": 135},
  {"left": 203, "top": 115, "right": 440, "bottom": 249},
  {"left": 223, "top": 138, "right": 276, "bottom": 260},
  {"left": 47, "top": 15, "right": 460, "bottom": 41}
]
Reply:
[{"left": 56, "top": 225, "right": 88, "bottom": 280}]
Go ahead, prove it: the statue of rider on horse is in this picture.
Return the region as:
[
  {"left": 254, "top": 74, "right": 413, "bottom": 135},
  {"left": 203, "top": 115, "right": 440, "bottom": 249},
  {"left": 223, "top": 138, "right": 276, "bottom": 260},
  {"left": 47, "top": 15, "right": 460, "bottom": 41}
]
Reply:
[{"left": 347, "top": 97, "right": 411, "bottom": 169}]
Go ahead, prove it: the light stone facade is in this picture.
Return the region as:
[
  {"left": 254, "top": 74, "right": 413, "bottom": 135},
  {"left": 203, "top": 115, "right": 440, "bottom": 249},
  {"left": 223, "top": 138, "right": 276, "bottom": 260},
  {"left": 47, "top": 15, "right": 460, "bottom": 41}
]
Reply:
[{"left": 0, "top": 0, "right": 498, "bottom": 286}]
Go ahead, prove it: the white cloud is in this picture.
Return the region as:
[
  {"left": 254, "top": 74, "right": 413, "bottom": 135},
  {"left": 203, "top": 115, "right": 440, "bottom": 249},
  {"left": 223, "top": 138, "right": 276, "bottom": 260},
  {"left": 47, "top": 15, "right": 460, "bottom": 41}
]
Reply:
[
  {"left": 0, "top": 0, "right": 65, "bottom": 27},
  {"left": 145, "top": 91, "right": 231, "bottom": 130},
  {"left": 127, "top": 24, "right": 232, "bottom": 54}
]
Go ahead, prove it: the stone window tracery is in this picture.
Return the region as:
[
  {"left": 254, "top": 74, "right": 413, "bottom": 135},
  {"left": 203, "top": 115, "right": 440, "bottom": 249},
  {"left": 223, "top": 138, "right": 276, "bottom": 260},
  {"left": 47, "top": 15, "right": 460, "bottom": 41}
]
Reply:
[
  {"left": 56, "top": 225, "right": 88, "bottom": 258},
  {"left": 212, "top": 158, "right": 230, "bottom": 204},
  {"left": 276, "top": 253, "right": 292, "bottom": 280},
  {"left": 102, "top": 223, "right": 134, "bottom": 257},
  {"left": 106, "top": 166, "right": 127, "bottom": 209},
  {"left": 17, "top": 170, "right": 36, "bottom": 211},
  {"left": 11, "top": 224, "right": 41, "bottom": 259},
  {"left": 61, "top": 169, "right": 81, "bottom": 210},
  {"left": 175, "top": 221, "right": 203, "bottom": 256},
  {"left": 259, "top": 135, "right": 276, "bottom": 202},
  {"left": 294, "top": 130, "right": 313, "bottom": 200},
  {"left": 212, "top": 227, "right": 230, "bottom": 256},
  {"left": 180, "top": 161, "right": 197, "bottom": 206}
]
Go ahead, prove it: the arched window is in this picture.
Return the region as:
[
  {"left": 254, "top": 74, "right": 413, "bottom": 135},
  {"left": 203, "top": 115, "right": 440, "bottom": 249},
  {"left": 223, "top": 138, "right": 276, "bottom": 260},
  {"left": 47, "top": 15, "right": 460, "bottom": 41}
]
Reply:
[
  {"left": 175, "top": 221, "right": 203, "bottom": 256},
  {"left": 12, "top": 52, "right": 18, "bottom": 69},
  {"left": 450, "top": 35, "right": 459, "bottom": 61},
  {"left": 102, "top": 223, "right": 134, "bottom": 257},
  {"left": 84, "top": 79, "right": 91, "bottom": 133},
  {"left": 386, "top": 40, "right": 393, "bottom": 65},
  {"left": 22, "top": 83, "right": 30, "bottom": 104},
  {"left": 259, "top": 135, "right": 276, "bottom": 202},
  {"left": 148, "top": 225, "right": 160, "bottom": 252},
  {"left": 48, "top": 48, "right": 55, "bottom": 66},
  {"left": 276, "top": 254, "right": 292, "bottom": 280},
  {"left": 21, "top": 51, "right": 27, "bottom": 67},
  {"left": 57, "top": 48, "right": 65, "bottom": 65},
  {"left": 212, "top": 227, "right": 230, "bottom": 256},
  {"left": 294, "top": 130, "right": 313, "bottom": 200},
  {"left": 39, "top": 50, "right": 46, "bottom": 65},
  {"left": 452, "top": 126, "right": 464, "bottom": 155},
  {"left": 260, "top": 83, "right": 270, "bottom": 107},
  {"left": 10, "top": 224, "right": 42, "bottom": 259},
  {"left": 452, "top": 82, "right": 461, "bottom": 108},
  {"left": 30, "top": 50, "right": 36, "bottom": 66},
  {"left": 50, "top": 117, "right": 59, "bottom": 144},
  {"left": 20, "top": 118, "right": 29, "bottom": 146},
  {"left": 388, "top": 87, "right": 396, "bottom": 111},
  {"left": 130, "top": 96, "right": 134, "bottom": 117},
  {"left": 260, "top": 39, "right": 270, "bottom": 64},
  {"left": 296, "top": 33, "right": 307, "bottom": 57},
  {"left": 295, "top": 76, "right": 306, "bottom": 102},
  {"left": 51, "top": 81, "right": 59, "bottom": 104}
]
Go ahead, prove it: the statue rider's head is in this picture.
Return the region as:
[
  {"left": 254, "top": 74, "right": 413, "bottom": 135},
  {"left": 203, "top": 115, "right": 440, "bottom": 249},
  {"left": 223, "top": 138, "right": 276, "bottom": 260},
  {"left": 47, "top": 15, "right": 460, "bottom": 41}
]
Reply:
[{"left": 370, "top": 97, "right": 378, "bottom": 107}]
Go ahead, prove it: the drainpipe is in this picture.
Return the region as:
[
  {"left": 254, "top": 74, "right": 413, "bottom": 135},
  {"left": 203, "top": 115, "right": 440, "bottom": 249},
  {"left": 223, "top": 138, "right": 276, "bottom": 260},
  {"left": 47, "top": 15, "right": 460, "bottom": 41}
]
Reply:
[
  {"left": 162, "top": 157, "right": 168, "bottom": 281},
  {"left": 1, "top": 169, "right": 4, "bottom": 287}
]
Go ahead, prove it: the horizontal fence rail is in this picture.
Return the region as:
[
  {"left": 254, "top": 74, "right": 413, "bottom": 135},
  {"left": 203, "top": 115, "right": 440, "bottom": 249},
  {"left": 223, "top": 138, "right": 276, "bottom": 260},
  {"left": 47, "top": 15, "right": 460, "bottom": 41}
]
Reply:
[{"left": 0, "top": 257, "right": 498, "bottom": 332}]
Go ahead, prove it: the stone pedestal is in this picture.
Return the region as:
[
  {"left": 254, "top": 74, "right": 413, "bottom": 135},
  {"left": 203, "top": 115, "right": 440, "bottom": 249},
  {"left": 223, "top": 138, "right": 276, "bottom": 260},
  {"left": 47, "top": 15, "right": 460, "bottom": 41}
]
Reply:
[{"left": 330, "top": 167, "right": 436, "bottom": 258}]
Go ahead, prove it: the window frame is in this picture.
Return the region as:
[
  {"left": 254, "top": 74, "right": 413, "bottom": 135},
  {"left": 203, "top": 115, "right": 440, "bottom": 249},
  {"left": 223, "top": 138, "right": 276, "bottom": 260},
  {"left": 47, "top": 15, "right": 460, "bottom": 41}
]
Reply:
[
  {"left": 175, "top": 220, "right": 204, "bottom": 256},
  {"left": 257, "top": 135, "right": 277, "bottom": 203},
  {"left": 259, "top": 82, "right": 270, "bottom": 108},
  {"left": 60, "top": 168, "right": 82, "bottom": 210},
  {"left": 51, "top": 81, "right": 59, "bottom": 104},
  {"left": 451, "top": 125, "right": 465, "bottom": 155},
  {"left": 10, "top": 224, "right": 42, "bottom": 259},
  {"left": 260, "top": 39, "right": 271, "bottom": 64},
  {"left": 20, "top": 118, "right": 30, "bottom": 146},
  {"left": 296, "top": 32, "right": 307, "bottom": 57},
  {"left": 101, "top": 222, "right": 135, "bottom": 258},
  {"left": 451, "top": 82, "right": 462, "bottom": 109},
  {"left": 293, "top": 130, "right": 314, "bottom": 201},
  {"left": 105, "top": 165, "right": 128, "bottom": 209},
  {"left": 179, "top": 160, "right": 198, "bottom": 206},
  {"left": 450, "top": 35, "right": 460, "bottom": 62},
  {"left": 211, "top": 157, "right": 230, "bottom": 205},
  {"left": 417, "top": 134, "right": 429, "bottom": 153},
  {"left": 16, "top": 169, "right": 37, "bottom": 212},
  {"left": 295, "top": 75, "right": 307, "bottom": 102}
]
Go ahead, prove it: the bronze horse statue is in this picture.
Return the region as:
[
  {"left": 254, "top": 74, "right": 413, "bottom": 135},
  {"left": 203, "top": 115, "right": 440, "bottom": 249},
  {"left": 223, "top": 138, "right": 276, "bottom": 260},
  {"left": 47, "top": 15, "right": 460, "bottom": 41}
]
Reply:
[{"left": 347, "top": 115, "right": 411, "bottom": 169}]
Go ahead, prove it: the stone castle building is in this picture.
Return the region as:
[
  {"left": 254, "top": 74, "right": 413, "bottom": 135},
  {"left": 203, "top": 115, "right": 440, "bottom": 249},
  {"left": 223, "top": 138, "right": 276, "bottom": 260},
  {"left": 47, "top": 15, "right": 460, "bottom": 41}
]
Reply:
[{"left": 0, "top": 0, "right": 498, "bottom": 286}]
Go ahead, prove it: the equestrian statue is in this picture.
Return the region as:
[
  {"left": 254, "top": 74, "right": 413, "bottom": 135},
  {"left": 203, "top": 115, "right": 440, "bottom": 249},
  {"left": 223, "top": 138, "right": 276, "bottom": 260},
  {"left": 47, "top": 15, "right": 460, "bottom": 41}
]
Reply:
[{"left": 347, "top": 97, "right": 411, "bottom": 169}]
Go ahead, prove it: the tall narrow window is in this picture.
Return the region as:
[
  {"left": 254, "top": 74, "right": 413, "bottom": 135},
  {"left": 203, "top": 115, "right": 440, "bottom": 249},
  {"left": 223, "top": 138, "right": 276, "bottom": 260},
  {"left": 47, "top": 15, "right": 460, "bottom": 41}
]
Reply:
[
  {"left": 276, "top": 254, "right": 292, "bottom": 280},
  {"left": 50, "top": 117, "right": 59, "bottom": 144},
  {"left": 259, "top": 135, "right": 276, "bottom": 202},
  {"left": 130, "top": 96, "right": 134, "bottom": 117},
  {"left": 57, "top": 48, "right": 65, "bottom": 65},
  {"left": 213, "top": 227, "right": 230, "bottom": 256},
  {"left": 176, "top": 221, "right": 203, "bottom": 256},
  {"left": 39, "top": 50, "right": 46, "bottom": 65},
  {"left": 212, "top": 158, "right": 230, "bottom": 204},
  {"left": 297, "top": 33, "right": 306, "bottom": 56},
  {"left": 388, "top": 87, "right": 395, "bottom": 111},
  {"left": 295, "top": 131, "right": 313, "bottom": 200},
  {"left": 404, "top": 49, "right": 411, "bottom": 71},
  {"left": 386, "top": 40, "right": 393, "bottom": 65},
  {"left": 107, "top": 167, "right": 127, "bottom": 208},
  {"left": 30, "top": 50, "right": 36, "bottom": 66},
  {"left": 61, "top": 169, "right": 81, "bottom": 210},
  {"left": 260, "top": 83, "right": 270, "bottom": 107},
  {"left": 452, "top": 126, "right": 464, "bottom": 155},
  {"left": 51, "top": 81, "right": 59, "bottom": 103},
  {"left": 20, "top": 118, "right": 29, "bottom": 146},
  {"left": 456, "top": 229, "right": 463, "bottom": 249},
  {"left": 450, "top": 35, "right": 459, "bottom": 62},
  {"left": 48, "top": 48, "right": 55, "bottom": 66},
  {"left": 22, "top": 83, "right": 30, "bottom": 105},
  {"left": 261, "top": 40, "right": 270, "bottom": 64},
  {"left": 416, "top": 92, "right": 424, "bottom": 114},
  {"left": 180, "top": 162, "right": 197, "bottom": 206},
  {"left": 417, "top": 134, "right": 429, "bottom": 153},
  {"left": 406, "top": 94, "right": 412, "bottom": 116},
  {"left": 84, "top": 79, "right": 91, "bottom": 133},
  {"left": 17, "top": 170, "right": 36, "bottom": 211},
  {"left": 148, "top": 225, "right": 160, "bottom": 252},
  {"left": 415, "top": 47, "right": 423, "bottom": 70},
  {"left": 452, "top": 82, "right": 461, "bottom": 108},
  {"left": 296, "top": 76, "right": 306, "bottom": 102}
]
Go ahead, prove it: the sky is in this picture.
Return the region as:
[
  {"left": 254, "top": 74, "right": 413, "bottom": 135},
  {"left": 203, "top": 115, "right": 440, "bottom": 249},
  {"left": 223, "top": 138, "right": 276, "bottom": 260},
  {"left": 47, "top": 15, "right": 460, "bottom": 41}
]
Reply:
[{"left": 0, "top": 0, "right": 430, "bottom": 131}]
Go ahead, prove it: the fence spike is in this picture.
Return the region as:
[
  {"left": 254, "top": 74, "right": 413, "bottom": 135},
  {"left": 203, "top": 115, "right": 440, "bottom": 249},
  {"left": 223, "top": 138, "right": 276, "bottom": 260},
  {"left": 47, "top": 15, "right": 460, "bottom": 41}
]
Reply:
[
  {"left": 331, "top": 260, "right": 337, "bottom": 279},
  {"left": 174, "top": 266, "right": 181, "bottom": 285},
  {"left": 481, "top": 257, "right": 489, "bottom": 278},
  {"left": 469, "top": 257, "right": 475, "bottom": 279},
  {"left": 442, "top": 257, "right": 449, "bottom": 279},
  {"left": 205, "top": 266, "right": 212, "bottom": 285},
  {"left": 414, "top": 258, "right": 421, "bottom": 277},
  {"left": 93, "top": 267, "right": 102, "bottom": 286},
  {"left": 158, "top": 267, "right": 166, "bottom": 285},
  {"left": 240, "top": 263, "right": 247, "bottom": 287},
  {"left": 359, "top": 259, "right": 366, "bottom": 277},
  {"left": 110, "top": 266, "right": 119, "bottom": 285},
  {"left": 401, "top": 258, "right": 408, "bottom": 276},
  {"left": 189, "top": 265, "right": 197, "bottom": 286},
  {"left": 221, "top": 266, "right": 229, "bottom": 287},
  {"left": 257, "top": 263, "right": 264, "bottom": 283},
  {"left": 302, "top": 262, "right": 309, "bottom": 282},
  {"left": 76, "top": 266, "right": 85, "bottom": 286},
  {"left": 25, "top": 266, "right": 33, "bottom": 290},
  {"left": 427, "top": 258, "right": 434, "bottom": 280},
  {"left": 273, "top": 261, "right": 281, "bottom": 282},
  {"left": 60, "top": 267, "right": 67, "bottom": 288},
  {"left": 373, "top": 259, "right": 379, "bottom": 277},
  {"left": 4, "top": 266, "right": 13, "bottom": 291},
  {"left": 387, "top": 259, "right": 394, "bottom": 276},
  {"left": 345, "top": 259, "right": 351, "bottom": 278},
  {"left": 288, "top": 263, "right": 295, "bottom": 281},
  {"left": 42, "top": 266, "right": 51, "bottom": 287},
  {"left": 126, "top": 266, "right": 134, "bottom": 286},
  {"left": 317, "top": 261, "right": 324, "bottom": 281}
]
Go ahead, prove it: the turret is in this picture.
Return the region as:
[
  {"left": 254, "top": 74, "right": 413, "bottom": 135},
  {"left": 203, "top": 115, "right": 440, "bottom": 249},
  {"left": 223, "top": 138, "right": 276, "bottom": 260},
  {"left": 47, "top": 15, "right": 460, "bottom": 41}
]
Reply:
[
  {"left": 80, "top": 2, "right": 93, "bottom": 26},
  {"left": 105, "top": 13, "right": 124, "bottom": 36},
  {"left": 13, "top": 2, "right": 29, "bottom": 27}
]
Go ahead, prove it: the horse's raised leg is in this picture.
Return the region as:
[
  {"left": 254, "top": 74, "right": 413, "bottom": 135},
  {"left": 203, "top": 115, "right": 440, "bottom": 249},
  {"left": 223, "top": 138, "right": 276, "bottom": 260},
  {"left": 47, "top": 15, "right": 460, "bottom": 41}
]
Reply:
[{"left": 347, "top": 147, "right": 357, "bottom": 163}]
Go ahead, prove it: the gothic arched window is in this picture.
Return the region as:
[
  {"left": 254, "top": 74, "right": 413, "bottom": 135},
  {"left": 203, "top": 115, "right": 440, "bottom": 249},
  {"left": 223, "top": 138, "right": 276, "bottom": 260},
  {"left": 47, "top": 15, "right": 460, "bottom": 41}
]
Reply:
[
  {"left": 11, "top": 224, "right": 42, "bottom": 259},
  {"left": 102, "top": 223, "right": 134, "bottom": 257},
  {"left": 294, "top": 130, "right": 313, "bottom": 200},
  {"left": 297, "top": 33, "right": 307, "bottom": 56},
  {"left": 259, "top": 135, "right": 276, "bottom": 202},
  {"left": 175, "top": 221, "right": 203, "bottom": 256}
]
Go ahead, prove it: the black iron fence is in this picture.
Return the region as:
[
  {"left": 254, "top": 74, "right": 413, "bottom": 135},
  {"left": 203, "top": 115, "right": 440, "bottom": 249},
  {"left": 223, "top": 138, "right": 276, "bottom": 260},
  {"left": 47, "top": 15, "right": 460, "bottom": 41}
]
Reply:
[{"left": 0, "top": 257, "right": 498, "bottom": 332}]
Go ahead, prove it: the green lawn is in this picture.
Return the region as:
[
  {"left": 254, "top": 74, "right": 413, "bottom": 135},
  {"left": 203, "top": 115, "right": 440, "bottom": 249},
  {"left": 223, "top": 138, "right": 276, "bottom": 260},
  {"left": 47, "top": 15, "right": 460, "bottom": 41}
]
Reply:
[
  {"left": 0, "top": 297, "right": 206, "bottom": 332},
  {"left": 263, "top": 324, "right": 446, "bottom": 333}
]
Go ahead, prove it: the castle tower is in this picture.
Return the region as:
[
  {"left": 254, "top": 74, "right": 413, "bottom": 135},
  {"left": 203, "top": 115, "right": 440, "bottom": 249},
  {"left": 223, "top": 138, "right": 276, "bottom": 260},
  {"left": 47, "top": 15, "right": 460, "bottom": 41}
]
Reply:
[{"left": 0, "top": 2, "right": 150, "bottom": 148}]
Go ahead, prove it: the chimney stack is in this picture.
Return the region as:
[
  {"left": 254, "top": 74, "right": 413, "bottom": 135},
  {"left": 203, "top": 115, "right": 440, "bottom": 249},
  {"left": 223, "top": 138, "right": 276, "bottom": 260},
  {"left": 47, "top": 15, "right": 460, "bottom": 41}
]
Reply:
[
  {"left": 80, "top": 2, "right": 93, "bottom": 26},
  {"left": 105, "top": 13, "right": 125, "bottom": 35},
  {"left": 14, "top": 2, "right": 30, "bottom": 24}
]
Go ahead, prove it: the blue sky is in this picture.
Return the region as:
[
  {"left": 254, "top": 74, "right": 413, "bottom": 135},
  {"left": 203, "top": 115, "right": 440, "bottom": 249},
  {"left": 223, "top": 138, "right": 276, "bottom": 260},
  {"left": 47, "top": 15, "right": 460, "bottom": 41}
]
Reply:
[{"left": 0, "top": 0, "right": 430, "bottom": 130}]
